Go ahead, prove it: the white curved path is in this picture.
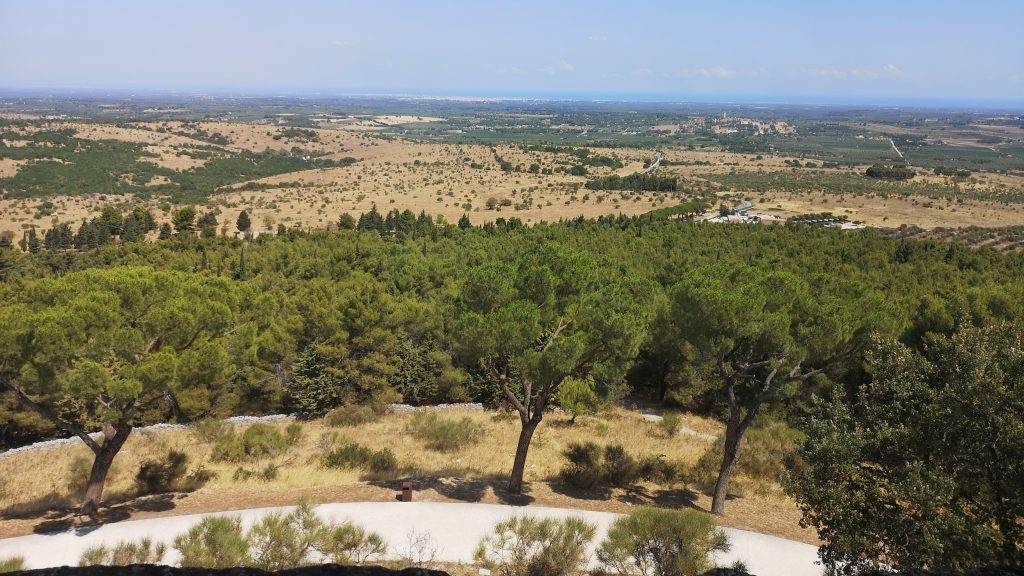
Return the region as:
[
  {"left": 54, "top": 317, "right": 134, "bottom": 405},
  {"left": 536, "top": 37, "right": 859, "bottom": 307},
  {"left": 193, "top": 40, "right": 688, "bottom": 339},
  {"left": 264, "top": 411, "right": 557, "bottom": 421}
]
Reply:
[{"left": 0, "top": 502, "right": 822, "bottom": 576}]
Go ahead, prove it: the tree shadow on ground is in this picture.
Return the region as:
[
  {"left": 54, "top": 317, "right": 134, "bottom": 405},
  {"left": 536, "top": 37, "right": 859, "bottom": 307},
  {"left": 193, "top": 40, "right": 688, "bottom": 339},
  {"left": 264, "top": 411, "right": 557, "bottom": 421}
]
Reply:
[
  {"left": 18, "top": 492, "right": 181, "bottom": 535},
  {"left": 368, "top": 473, "right": 535, "bottom": 506},
  {"left": 549, "top": 480, "right": 614, "bottom": 501}
]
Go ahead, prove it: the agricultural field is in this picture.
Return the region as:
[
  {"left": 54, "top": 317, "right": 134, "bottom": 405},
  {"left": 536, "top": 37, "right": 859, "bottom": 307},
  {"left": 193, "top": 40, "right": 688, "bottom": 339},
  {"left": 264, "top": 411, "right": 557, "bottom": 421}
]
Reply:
[{"left": 2, "top": 96, "right": 1022, "bottom": 244}]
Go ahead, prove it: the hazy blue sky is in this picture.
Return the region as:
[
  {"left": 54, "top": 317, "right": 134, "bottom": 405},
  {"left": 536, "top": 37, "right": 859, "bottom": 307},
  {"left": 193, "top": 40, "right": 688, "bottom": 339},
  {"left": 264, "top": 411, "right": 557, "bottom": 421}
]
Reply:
[{"left": 2, "top": 0, "right": 1022, "bottom": 104}]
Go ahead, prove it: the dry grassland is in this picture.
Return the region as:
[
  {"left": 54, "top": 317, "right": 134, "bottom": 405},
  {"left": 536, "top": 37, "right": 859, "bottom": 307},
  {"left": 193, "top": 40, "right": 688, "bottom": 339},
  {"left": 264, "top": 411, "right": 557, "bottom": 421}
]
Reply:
[
  {"left": 2, "top": 119, "right": 1020, "bottom": 239},
  {"left": 0, "top": 408, "right": 814, "bottom": 544}
]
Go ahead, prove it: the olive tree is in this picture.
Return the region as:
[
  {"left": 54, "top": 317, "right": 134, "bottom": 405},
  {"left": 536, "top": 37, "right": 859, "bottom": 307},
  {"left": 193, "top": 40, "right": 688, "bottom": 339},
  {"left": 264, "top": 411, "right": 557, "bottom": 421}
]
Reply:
[
  {"left": 0, "top": 267, "right": 237, "bottom": 514},
  {"left": 455, "top": 243, "right": 655, "bottom": 494}
]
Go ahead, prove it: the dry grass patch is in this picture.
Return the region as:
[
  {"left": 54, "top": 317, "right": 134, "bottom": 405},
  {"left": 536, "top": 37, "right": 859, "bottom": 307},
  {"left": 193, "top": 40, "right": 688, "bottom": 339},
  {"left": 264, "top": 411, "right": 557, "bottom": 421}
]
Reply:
[{"left": 0, "top": 408, "right": 817, "bottom": 544}]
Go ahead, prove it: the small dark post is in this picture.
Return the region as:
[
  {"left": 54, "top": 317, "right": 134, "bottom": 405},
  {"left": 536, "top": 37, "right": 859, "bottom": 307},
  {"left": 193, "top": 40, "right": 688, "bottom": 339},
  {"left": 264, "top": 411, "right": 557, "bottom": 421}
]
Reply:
[{"left": 401, "top": 480, "right": 413, "bottom": 502}]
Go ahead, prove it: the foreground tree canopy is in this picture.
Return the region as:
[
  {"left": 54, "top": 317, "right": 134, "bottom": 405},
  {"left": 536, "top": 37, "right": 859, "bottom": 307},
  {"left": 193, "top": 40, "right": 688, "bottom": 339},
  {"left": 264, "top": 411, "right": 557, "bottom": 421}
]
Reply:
[{"left": 787, "top": 323, "right": 1024, "bottom": 572}]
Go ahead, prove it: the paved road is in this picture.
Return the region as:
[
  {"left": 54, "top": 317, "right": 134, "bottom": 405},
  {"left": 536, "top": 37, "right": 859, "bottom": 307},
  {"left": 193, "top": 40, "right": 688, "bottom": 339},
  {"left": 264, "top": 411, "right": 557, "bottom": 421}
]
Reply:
[
  {"left": 640, "top": 151, "right": 663, "bottom": 175},
  {"left": 0, "top": 502, "right": 821, "bottom": 576}
]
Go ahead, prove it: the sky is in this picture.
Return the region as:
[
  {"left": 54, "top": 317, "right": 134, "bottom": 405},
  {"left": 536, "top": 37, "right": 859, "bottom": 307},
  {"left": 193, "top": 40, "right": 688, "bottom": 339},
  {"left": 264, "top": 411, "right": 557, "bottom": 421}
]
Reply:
[{"left": 1, "top": 0, "right": 1023, "bottom": 106}]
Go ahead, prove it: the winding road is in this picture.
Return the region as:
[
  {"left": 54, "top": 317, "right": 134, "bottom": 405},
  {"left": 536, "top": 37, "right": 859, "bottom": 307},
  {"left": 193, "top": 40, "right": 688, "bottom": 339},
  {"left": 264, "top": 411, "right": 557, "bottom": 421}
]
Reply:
[
  {"left": 640, "top": 151, "right": 663, "bottom": 174},
  {"left": 0, "top": 502, "right": 821, "bottom": 576}
]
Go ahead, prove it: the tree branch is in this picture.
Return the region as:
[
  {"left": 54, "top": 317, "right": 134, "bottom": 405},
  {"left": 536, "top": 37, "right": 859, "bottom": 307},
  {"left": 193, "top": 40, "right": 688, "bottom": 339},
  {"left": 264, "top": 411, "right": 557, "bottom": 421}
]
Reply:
[
  {"left": 4, "top": 379, "right": 102, "bottom": 454},
  {"left": 491, "top": 364, "right": 528, "bottom": 418}
]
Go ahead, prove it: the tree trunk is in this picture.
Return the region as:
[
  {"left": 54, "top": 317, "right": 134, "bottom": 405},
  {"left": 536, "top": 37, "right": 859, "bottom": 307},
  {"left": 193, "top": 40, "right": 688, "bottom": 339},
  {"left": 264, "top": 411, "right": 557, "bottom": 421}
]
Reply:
[
  {"left": 80, "top": 423, "right": 132, "bottom": 516},
  {"left": 507, "top": 417, "right": 541, "bottom": 494},
  {"left": 711, "top": 418, "right": 742, "bottom": 516}
]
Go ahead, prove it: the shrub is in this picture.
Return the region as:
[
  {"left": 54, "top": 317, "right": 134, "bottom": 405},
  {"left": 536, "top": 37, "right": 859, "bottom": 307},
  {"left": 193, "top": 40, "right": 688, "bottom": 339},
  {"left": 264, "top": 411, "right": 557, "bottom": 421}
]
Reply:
[
  {"left": 318, "top": 521, "right": 387, "bottom": 564},
  {"left": 491, "top": 409, "right": 517, "bottom": 423},
  {"left": 0, "top": 557, "right": 26, "bottom": 573},
  {"left": 233, "top": 463, "right": 279, "bottom": 482},
  {"left": 367, "top": 448, "right": 398, "bottom": 473},
  {"left": 285, "top": 422, "right": 304, "bottom": 446},
  {"left": 556, "top": 375, "right": 604, "bottom": 423},
  {"left": 211, "top": 429, "right": 245, "bottom": 462},
  {"left": 136, "top": 450, "right": 189, "bottom": 494},
  {"left": 241, "top": 424, "right": 289, "bottom": 459},
  {"left": 659, "top": 413, "right": 682, "bottom": 437},
  {"left": 562, "top": 442, "right": 644, "bottom": 489},
  {"left": 326, "top": 405, "right": 376, "bottom": 427},
  {"left": 79, "top": 538, "right": 167, "bottom": 566},
  {"left": 602, "top": 444, "right": 639, "bottom": 487},
  {"left": 213, "top": 424, "right": 289, "bottom": 463},
  {"left": 638, "top": 455, "right": 684, "bottom": 487},
  {"left": 407, "top": 411, "right": 480, "bottom": 452},
  {"left": 324, "top": 443, "right": 373, "bottom": 469},
  {"left": 248, "top": 500, "right": 323, "bottom": 571},
  {"left": 175, "top": 516, "right": 251, "bottom": 568},
  {"left": 474, "top": 515, "right": 596, "bottom": 576},
  {"left": 192, "top": 418, "right": 230, "bottom": 444},
  {"left": 597, "top": 507, "right": 730, "bottom": 576},
  {"left": 324, "top": 443, "right": 397, "bottom": 473},
  {"left": 561, "top": 442, "right": 603, "bottom": 489}
]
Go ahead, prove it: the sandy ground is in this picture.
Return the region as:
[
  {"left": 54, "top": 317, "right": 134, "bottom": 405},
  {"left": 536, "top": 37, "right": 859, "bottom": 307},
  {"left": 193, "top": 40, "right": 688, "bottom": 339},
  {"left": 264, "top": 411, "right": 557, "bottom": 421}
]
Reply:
[
  {"left": 0, "top": 502, "right": 822, "bottom": 576},
  {"left": 753, "top": 191, "right": 1024, "bottom": 228}
]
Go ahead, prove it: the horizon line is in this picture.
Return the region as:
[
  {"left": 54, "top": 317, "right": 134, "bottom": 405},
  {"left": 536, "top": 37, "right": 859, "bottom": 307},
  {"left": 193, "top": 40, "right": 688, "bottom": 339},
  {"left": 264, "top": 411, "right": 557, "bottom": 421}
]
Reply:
[{"left": 2, "top": 85, "right": 1024, "bottom": 112}]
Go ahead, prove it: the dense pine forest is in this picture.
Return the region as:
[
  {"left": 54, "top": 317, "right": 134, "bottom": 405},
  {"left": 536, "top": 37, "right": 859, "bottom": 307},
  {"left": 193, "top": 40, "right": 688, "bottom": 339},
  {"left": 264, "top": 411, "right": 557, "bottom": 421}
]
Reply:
[{"left": 3, "top": 215, "right": 1023, "bottom": 445}]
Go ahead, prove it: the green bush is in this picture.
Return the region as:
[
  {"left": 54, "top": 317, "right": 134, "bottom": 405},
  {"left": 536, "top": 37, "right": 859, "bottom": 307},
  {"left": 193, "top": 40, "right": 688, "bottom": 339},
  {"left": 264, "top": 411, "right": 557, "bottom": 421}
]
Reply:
[
  {"left": 562, "top": 442, "right": 644, "bottom": 489},
  {"left": 79, "top": 538, "right": 167, "bottom": 566},
  {"left": 324, "top": 443, "right": 373, "bottom": 469},
  {"left": 602, "top": 444, "right": 639, "bottom": 487},
  {"left": 0, "top": 557, "right": 26, "bottom": 573},
  {"left": 192, "top": 419, "right": 230, "bottom": 444},
  {"left": 598, "top": 507, "right": 730, "bottom": 576},
  {"left": 285, "top": 422, "right": 304, "bottom": 446},
  {"left": 241, "top": 424, "right": 289, "bottom": 458},
  {"left": 136, "top": 450, "right": 189, "bottom": 494},
  {"left": 638, "top": 455, "right": 684, "bottom": 486},
  {"left": 474, "top": 515, "right": 596, "bottom": 576},
  {"left": 561, "top": 442, "right": 603, "bottom": 489},
  {"left": 211, "top": 429, "right": 246, "bottom": 463},
  {"left": 407, "top": 410, "right": 480, "bottom": 452},
  {"left": 325, "top": 443, "right": 397, "bottom": 473},
  {"left": 658, "top": 413, "right": 682, "bottom": 437},
  {"left": 175, "top": 516, "right": 251, "bottom": 568},
  {"left": 212, "top": 424, "right": 289, "bottom": 463},
  {"left": 317, "top": 521, "right": 387, "bottom": 564},
  {"left": 172, "top": 500, "right": 386, "bottom": 570},
  {"left": 248, "top": 500, "right": 323, "bottom": 571},
  {"left": 326, "top": 405, "right": 377, "bottom": 427},
  {"left": 367, "top": 448, "right": 398, "bottom": 473}
]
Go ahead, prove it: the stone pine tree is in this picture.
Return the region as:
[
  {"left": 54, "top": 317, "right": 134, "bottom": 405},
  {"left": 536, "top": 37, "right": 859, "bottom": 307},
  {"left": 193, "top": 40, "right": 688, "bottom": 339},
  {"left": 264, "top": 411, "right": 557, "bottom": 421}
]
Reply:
[
  {"left": 455, "top": 243, "right": 655, "bottom": 494},
  {"left": 0, "top": 268, "right": 237, "bottom": 515},
  {"left": 172, "top": 207, "right": 197, "bottom": 234},
  {"left": 669, "top": 265, "right": 890, "bottom": 515},
  {"left": 236, "top": 210, "right": 251, "bottom": 234}
]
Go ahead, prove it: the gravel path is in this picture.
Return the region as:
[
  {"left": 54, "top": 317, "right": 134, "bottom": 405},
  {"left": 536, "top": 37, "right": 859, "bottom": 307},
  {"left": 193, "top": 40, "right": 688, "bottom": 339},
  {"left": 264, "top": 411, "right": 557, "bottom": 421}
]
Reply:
[{"left": 0, "top": 502, "right": 821, "bottom": 576}]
